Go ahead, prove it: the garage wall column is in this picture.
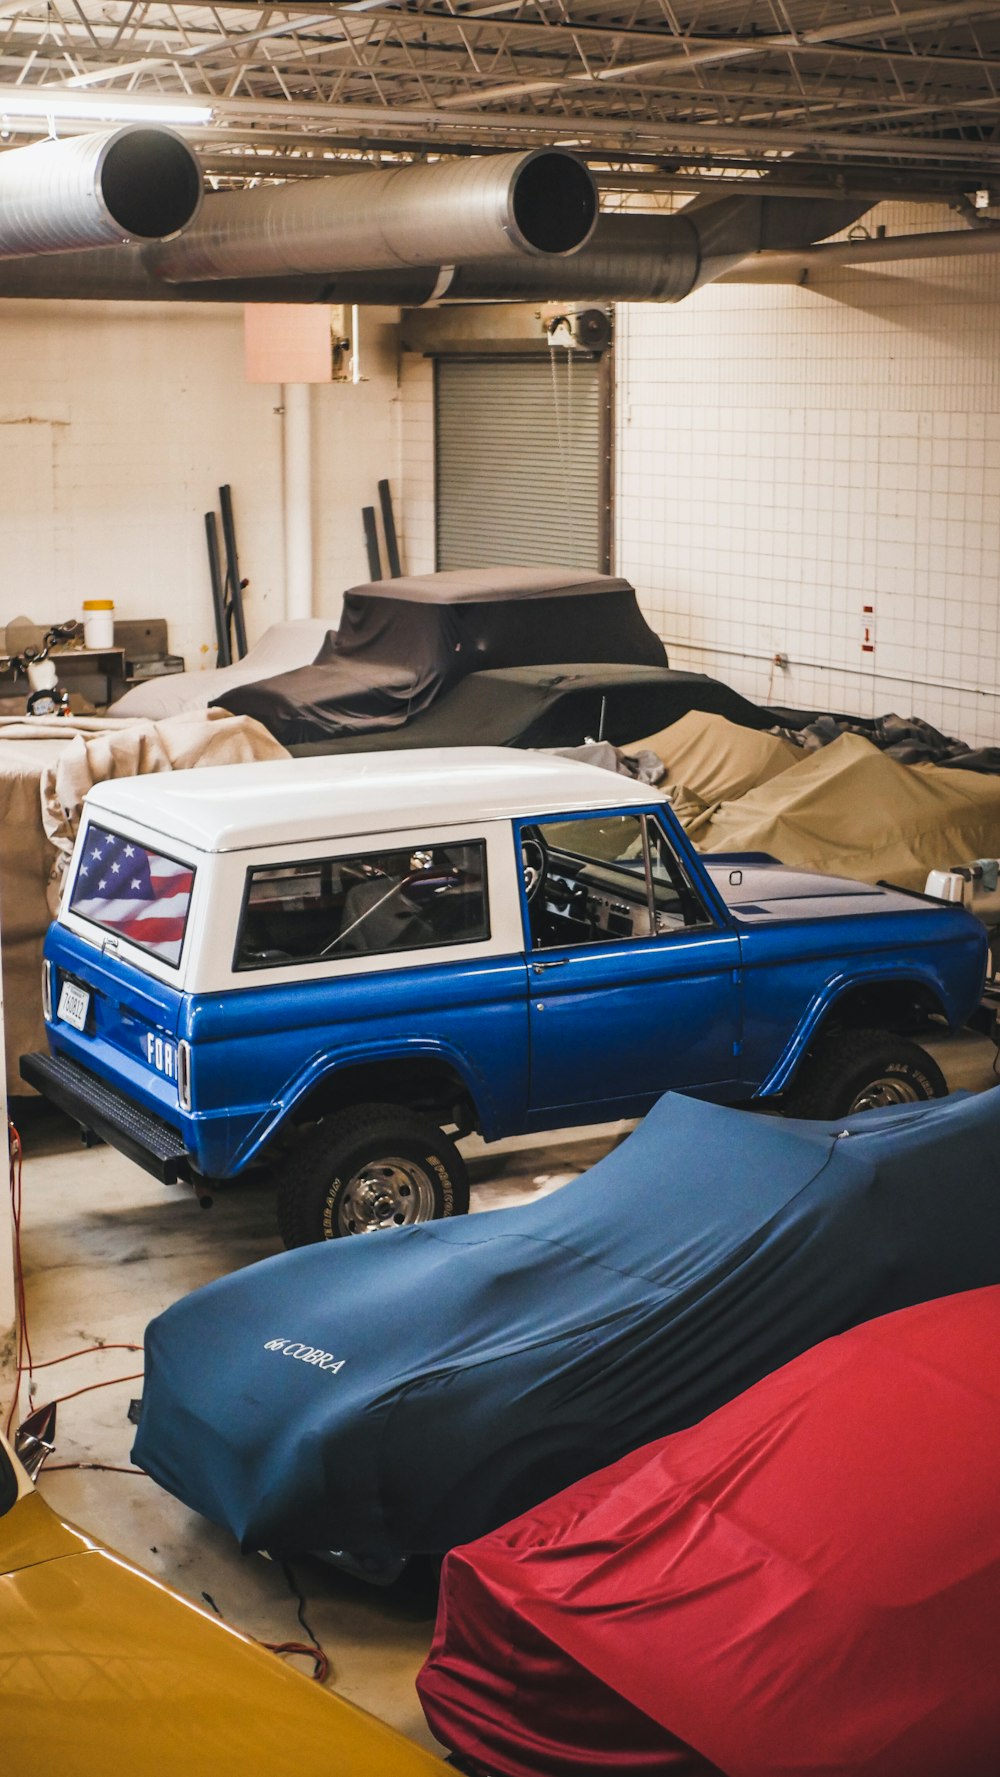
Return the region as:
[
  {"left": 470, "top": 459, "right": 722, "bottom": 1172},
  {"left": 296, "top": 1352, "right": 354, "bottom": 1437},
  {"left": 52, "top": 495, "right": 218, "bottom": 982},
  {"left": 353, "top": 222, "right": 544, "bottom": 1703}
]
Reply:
[{"left": 282, "top": 381, "right": 313, "bottom": 620}]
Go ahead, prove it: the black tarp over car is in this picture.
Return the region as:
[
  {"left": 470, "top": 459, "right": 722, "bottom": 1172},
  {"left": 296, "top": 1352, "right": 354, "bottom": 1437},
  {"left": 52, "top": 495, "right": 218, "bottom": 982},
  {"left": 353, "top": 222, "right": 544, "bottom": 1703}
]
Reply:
[
  {"left": 287, "top": 663, "right": 771, "bottom": 757},
  {"left": 215, "top": 567, "right": 668, "bottom": 745}
]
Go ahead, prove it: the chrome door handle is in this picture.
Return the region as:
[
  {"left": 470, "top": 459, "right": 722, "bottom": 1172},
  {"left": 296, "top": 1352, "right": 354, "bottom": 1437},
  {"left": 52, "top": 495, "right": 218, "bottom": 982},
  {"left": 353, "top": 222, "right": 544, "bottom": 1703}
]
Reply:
[{"left": 531, "top": 958, "right": 568, "bottom": 972}]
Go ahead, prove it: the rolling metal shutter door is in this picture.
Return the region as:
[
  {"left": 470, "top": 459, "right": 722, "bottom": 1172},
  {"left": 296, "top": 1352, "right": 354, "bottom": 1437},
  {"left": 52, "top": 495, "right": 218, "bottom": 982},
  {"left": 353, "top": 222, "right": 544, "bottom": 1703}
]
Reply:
[{"left": 436, "top": 357, "right": 606, "bottom": 571}]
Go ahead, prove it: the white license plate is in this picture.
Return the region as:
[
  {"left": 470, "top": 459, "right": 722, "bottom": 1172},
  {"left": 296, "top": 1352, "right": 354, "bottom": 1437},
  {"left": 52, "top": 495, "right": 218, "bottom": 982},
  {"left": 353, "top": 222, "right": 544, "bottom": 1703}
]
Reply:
[{"left": 57, "top": 979, "right": 90, "bottom": 1031}]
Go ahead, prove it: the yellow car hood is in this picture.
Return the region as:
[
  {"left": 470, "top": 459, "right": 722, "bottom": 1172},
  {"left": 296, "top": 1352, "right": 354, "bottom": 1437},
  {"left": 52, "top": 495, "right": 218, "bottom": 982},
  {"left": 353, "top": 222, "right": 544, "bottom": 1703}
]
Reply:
[{"left": 0, "top": 1491, "right": 444, "bottom": 1774}]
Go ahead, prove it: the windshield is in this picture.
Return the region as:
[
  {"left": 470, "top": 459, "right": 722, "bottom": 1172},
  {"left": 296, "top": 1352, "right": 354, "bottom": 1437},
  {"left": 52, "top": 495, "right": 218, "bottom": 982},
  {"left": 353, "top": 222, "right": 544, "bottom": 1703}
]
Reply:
[{"left": 69, "top": 821, "right": 195, "bottom": 968}]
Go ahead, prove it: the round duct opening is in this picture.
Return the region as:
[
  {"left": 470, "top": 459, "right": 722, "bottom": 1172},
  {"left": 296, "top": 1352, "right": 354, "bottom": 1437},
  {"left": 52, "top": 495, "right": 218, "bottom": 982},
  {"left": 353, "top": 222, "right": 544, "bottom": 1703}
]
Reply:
[
  {"left": 511, "top": 152, "right": 597, "bottom": 256},
  {"left": 100, "top": 129, "right": 203, "bottom": 240}
]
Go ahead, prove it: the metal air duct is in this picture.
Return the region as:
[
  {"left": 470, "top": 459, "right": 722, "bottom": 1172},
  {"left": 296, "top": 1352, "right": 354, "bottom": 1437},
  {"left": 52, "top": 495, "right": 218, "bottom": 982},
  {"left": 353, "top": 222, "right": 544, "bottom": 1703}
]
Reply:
[
  {"left": 0, "top": 127, "right": 203, "bottom": 260},
  {"left": 0, "top": 192, "right": 865, "bottom": 303},
  {"left": 440, "top": 195, "right": 868, "bottom": 303},
  {"left": 148, "top": 149, "right": 598, "bottom": 283}
]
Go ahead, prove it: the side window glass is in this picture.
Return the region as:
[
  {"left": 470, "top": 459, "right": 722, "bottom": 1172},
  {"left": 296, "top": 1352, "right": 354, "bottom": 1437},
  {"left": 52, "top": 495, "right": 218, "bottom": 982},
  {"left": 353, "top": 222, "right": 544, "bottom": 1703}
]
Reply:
[
  {"left": 523, "top": 814, "right": 712, "bottom": 951},
  {"left": 648, "top": 819, "right": 713, "bottom": 931},
  {"left": 236, "top": 841, "right": 488, "bottom": 970},
  {"left": 523, "top": 814, "right": 650, "bottom": 951}
]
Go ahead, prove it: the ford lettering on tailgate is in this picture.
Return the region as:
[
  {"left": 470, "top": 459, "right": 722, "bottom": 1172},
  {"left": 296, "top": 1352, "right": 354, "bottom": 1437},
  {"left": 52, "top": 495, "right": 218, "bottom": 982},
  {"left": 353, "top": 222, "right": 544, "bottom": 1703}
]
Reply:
[{"left": 145, "top": 1031, "right": 178, "bottom": 1081}]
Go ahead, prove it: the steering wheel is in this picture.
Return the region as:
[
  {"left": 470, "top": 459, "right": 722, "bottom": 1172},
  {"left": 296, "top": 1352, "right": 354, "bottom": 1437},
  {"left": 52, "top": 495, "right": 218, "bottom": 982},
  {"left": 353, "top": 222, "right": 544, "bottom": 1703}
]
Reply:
[{"left": 521, "top": 835, "right": 546, "bottom": 902}]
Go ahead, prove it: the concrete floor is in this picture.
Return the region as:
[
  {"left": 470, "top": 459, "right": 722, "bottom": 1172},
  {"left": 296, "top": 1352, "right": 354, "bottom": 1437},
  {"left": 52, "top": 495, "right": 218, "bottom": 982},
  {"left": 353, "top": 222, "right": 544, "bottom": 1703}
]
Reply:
[{"left": 11, "top": 1028, "right": 998, "bottom": 1760}]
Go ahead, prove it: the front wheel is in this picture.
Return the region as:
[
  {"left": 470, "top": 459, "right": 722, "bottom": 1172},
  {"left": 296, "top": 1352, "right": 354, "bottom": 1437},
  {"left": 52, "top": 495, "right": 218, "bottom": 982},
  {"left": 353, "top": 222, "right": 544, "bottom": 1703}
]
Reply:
[
  {"left": 783, "top": 1027, "right": 947, "bottom": 1120},
  {"left": 276, "top": 1103, "right": 469, "bottom": 1247}
]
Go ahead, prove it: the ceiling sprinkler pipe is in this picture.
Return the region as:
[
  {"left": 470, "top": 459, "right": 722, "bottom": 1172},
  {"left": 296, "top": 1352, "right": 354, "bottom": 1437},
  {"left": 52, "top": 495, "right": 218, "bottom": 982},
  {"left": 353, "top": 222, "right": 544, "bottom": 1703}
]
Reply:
[
  {"left": 0, "top": 126, "right": 203, "bottom": 260},
  {"left": 149, "top": 148, "right": 598, "bottom": 284}
]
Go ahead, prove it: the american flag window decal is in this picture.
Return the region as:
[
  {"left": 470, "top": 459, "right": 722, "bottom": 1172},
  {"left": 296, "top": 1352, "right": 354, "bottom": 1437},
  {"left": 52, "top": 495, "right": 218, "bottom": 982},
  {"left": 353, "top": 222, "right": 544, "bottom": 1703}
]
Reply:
[{"left": 69, "top": 822, "right": 196, "bottom": 968}]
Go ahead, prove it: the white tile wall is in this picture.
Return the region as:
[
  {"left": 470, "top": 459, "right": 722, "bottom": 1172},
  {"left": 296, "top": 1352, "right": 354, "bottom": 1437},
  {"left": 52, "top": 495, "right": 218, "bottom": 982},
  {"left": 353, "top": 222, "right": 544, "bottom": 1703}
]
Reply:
[
  {"left": 397, "top": 351, "right": 436, "bottom": 575},
  {"left": 616, "top": 203, "right": 1000, "bottom": 747},
  {"left": 0, "top": 298, "right": 402, "bottom": 674}
]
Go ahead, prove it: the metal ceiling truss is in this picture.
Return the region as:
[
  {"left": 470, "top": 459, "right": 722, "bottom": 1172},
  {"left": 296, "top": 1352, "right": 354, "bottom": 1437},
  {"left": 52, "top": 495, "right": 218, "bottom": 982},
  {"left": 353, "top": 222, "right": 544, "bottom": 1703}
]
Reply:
[{"left": 2, "top": 2, "right": 1000, "bottom": 200}]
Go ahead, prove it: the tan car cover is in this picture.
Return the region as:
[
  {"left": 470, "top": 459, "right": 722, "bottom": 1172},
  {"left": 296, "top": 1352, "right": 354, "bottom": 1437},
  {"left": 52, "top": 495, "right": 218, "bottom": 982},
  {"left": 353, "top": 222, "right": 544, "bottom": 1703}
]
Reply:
[
  {"left": 631, "top": 709, "right": 799, "bottom": 806},
  {"left": 691, "top": 729, "right": 1000, "bottom": 889}
]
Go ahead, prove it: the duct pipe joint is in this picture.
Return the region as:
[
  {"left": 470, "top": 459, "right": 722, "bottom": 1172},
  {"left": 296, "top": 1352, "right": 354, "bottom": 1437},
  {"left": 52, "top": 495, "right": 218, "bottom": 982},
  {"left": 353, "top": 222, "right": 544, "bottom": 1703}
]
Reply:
[{"left": 0, "top": 126, "right": 202, "bottom": 260}]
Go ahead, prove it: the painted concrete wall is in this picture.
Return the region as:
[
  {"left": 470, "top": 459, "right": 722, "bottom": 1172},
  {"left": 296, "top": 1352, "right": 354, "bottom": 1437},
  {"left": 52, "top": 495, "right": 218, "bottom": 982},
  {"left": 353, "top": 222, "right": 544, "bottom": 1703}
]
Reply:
[
  {"left": 397, "top": 351, "right": 436, "bottom": 577},
  {"left": 615, "top": 204, "right": 1000, "bottom": 747},
  {"left": 0, "top": 299, "right": 403, "bottom": 673}
]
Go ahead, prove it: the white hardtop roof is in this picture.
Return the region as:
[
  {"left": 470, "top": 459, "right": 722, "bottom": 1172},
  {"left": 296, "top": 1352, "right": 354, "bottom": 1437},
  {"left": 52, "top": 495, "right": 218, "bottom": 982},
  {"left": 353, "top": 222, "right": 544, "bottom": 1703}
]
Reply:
[{"left": 82, "top": 747, "right": 660, "bottom": 853}]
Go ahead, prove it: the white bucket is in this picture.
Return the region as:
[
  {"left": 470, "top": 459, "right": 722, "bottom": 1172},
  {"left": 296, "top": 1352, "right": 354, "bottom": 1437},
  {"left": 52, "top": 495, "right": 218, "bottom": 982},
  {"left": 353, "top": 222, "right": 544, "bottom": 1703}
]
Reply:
[{"left": 82, "top": 599, "right": 115, "bottom": 649}]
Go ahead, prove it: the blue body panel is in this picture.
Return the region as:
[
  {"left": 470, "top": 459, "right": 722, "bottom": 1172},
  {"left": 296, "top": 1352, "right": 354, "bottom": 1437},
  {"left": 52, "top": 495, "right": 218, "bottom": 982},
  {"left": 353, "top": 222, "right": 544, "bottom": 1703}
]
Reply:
[
  {"left": 522, "top": 927, "right": 743, "bottom": 1121},
  {"left": 45, "top": 924, "right": 530, "bottom": 1175},
  {"left": 44, "top": 924, "right": 186, "bottom": 1128},
  {"left": 179, "top": 955, "right": 530, "bottom": 1175},
  {"left": 737, "top": 915, "right": 987, "bottom": 1094}
]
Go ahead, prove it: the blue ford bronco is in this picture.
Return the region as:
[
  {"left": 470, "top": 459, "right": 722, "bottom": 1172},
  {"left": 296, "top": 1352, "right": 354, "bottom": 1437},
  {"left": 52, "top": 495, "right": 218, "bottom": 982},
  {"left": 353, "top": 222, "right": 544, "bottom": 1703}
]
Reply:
[{"left": 22, "top": 746, "right": 987, "bottom": 1244}]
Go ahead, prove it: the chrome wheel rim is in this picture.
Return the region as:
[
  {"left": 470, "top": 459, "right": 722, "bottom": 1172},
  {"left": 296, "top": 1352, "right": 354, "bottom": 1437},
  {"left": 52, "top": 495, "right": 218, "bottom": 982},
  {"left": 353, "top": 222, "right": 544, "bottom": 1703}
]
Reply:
[
  {"left": 337, "top": 1156, "right": 437, "bottom": 1235},
  {"left": 847, "top": 1077, "right": 922, "bottom": 1114}
]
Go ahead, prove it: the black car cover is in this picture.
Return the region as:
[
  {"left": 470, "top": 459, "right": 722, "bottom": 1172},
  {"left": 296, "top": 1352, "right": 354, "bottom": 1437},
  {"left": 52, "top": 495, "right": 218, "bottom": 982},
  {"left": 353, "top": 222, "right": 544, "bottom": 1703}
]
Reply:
[
  {"left": 214, "top": 568, "right": 667, "bottom": 745},
  {"left": 287, "top": 664, "right": 771, "bottom": 758},
  {"left": 131, "top": 1089, "right": 1000, "bottom": 1564}
]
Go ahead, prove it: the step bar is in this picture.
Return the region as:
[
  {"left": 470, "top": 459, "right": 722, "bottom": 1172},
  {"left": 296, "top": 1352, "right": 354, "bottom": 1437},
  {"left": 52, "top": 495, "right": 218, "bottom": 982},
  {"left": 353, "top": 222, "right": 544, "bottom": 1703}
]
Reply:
[{"left": 20, "top": 1051, "right": 191, "bottom": 1185}]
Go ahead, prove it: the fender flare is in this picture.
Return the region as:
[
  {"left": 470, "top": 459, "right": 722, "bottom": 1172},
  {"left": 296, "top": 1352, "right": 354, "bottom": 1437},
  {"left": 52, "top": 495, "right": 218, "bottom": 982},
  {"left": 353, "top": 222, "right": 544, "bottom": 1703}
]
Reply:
[
  {"left": 756, "top": 966, "right": 951, "bottom": 1098},
  {"left": 230, "top": 1035, "right": 494, "bottom": 1170}
]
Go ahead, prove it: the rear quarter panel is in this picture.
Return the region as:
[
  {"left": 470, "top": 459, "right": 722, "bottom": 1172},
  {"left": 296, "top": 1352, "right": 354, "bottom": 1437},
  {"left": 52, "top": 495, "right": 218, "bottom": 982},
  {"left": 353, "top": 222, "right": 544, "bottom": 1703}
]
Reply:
[{"left": 182, "top": 953, "right": 530, "bottom": 1175}]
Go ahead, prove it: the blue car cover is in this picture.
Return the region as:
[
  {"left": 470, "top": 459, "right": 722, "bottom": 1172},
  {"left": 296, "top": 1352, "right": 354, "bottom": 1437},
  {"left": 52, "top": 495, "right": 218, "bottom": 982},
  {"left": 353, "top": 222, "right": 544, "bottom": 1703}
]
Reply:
[{"left": 132, "top": 1089, "right": 1000, "bottom": 1563}]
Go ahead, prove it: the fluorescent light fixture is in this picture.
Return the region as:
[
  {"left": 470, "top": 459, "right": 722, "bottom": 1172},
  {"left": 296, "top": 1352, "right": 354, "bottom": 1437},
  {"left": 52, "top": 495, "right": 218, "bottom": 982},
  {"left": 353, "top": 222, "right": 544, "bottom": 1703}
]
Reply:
[{"left": 0, "top": 89, "right": 213, "bottom": 125}]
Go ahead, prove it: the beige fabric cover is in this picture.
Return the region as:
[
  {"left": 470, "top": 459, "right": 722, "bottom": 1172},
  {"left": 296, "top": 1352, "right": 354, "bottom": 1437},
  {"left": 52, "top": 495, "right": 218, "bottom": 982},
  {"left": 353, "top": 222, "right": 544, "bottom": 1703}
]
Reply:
[
  {"left": 109, "top": 619, "right": 333, "bottom": 721},
  {"left": 691, "top": 731, "right": 1000, "bottom": 889},
  {"left": 0, "top": 735, "right": 69, "bottom": 1103},
  {"left": 632, "top": 710, "right": 799, "bottom": 806},
  {"left": 0, "top": 710, "right": 288, "bottom": 1095}
]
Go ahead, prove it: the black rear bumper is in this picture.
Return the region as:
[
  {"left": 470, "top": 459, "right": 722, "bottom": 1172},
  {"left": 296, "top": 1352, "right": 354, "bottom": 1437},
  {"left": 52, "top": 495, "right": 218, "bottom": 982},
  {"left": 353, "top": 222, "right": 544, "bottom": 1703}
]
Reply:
[{"left": 20, "top": 1051, "right": 190, "bottom": 1185}]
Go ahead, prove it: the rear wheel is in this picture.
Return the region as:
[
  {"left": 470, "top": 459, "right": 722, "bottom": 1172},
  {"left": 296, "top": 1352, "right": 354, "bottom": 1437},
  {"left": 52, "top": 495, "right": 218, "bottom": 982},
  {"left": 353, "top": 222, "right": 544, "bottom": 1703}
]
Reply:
[
  {"left": 276, "top": 1103, "right": 469, "bottom": 1248},
  {"left": 783, "top": 1027, "right": 947, "bottom": 1120}
]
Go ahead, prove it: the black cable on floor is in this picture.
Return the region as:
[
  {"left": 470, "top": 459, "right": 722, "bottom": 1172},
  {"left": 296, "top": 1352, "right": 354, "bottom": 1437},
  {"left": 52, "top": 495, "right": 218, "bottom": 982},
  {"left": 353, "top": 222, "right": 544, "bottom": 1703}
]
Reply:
[{"left": 279, "top": 1558, "right": 331, "bottom": 1680}]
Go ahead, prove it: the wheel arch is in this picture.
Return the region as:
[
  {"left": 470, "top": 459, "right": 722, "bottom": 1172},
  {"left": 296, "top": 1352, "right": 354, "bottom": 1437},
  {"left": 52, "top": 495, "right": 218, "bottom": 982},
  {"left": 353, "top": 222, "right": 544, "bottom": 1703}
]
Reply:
[
  {"left": 760, "top": 972, "right": 950, "bottom": 1098},
  {"left": 290, "top": 1053, "right": 480, "bottom": 1130}
]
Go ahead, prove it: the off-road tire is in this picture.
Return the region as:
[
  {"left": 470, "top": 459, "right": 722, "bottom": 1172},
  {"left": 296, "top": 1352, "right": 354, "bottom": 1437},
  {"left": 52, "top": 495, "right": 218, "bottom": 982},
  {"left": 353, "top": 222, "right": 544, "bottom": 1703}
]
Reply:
[
  {"left": 276, "top": 1102, "right": 469, "bottom": 1247},
  {"left": 783, "top": 1026, "right": 947, "bottom": 1120}
]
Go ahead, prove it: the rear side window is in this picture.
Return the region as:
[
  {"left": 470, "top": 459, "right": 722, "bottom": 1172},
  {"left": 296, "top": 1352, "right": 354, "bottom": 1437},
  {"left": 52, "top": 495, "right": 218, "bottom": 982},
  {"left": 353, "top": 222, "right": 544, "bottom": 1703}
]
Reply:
[
  {"left": 69, "top": 822, "right": 195, "bottom": 968},
  {"left": 236, "top": 840, "right": 489, "bottom": 970}
]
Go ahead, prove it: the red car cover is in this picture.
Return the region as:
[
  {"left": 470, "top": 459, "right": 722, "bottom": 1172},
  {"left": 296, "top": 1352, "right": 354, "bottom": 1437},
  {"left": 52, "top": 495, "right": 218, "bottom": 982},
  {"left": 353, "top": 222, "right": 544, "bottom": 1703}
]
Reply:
[{"left": 419, "top": 1288, "right": 1000, "bottom": 1777}]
